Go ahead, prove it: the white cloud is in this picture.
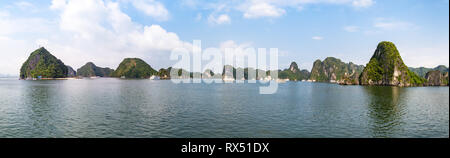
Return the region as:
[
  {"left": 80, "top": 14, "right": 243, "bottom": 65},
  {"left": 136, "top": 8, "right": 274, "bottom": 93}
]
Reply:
[
  {"left": 398, "top": 43, "right": 449, "bottom": 68},
  {"left": 358, "top": 18, "right": 417, "bottom": 34},
  {"left": 0, "top": 36, "right": 32, "bottom": 75},
  {"left": 51, "top": 0, "right": 189, "bottom": 51},
  {"left": 243, "top": 2, "right": 286, "bottom": 19},
  {"left": 36, "top": 39, "right": 49, "bottom": 47},
  {"left": 195, "top": 13, "right": 202, "bottom": 21},
  {"left": 181, "top": 0, "right": 199, "bottom": 8},
  {"left": 371, "top": 18, "right": 417, "bottom": 31},
  {"left": 208, "top": 14, "right": 231, "bottom": 24},
  {"left": 0, "top": 15, "right": 53, "bottom": 35},
  {"left": 0, "top": 11, "right": 9, "bottom": 17},
  {"left": 344, "top": 26, "right": 359, "bottom": 32},
  {"left": 50, "top": 0, "right": 67, "bottom": 9},
  {"left": 0, "top": 0, "right": 193, "bottom": 75},
  {"left": 205, "top": 0, "right": 375, "bottom": 20},
  {"left": 374, "top": 21, "right": 415, "bottom": 30},
  {"left": 175, "top": 0, "right": 375, "bottom": 21},
  {"left": 219, "top": 40, "right": 255, "bottom": 68},
  {"left": 352, "top": 0, "right": 374, "bottom": 8},
  {"left": 131, "top": 0, "right": 169, "bottom": 21},
  {"left": 312, "top": 36, "right": 323, "bottom": 40},
  {"left": 14, "top": 1, "right": 34, "bottom": 10}
]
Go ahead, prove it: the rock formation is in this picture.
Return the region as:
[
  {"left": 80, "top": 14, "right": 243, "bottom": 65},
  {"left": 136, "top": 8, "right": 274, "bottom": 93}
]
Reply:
[
  {"left": 20, "top": 47, "right": 68, "bottom": 79},
  {"left": 112, "top": 58, "right": 157, "bottom": 78},
  {"left": 360, "top": 41, "right": 425, "bottom": 86}
]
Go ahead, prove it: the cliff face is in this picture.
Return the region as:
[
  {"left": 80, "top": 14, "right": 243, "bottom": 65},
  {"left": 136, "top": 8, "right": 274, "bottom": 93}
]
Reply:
[
  {"left": 20, "top": 47, "right": 68, "bottom": 79},
  {"left": 339, "top": 62, "right": 365, "bottom": 85},
  {"left": 112, "top": 58, "right": 157, "bottom": 78},
  {"left": 445, "top": 72, "right": 449, "bottom": 86},
  {"left": 425, "top": 70, "right": 449, "bottom": 86},
  {"left": 279, "top": 62, "right": 310, "bottom": 81},
  {"left": 309, "top": 57, "right": 364, "bottom": 84},
  {"left": 360, "top": 41, "right": 425, "bottom": 86},
  {"left": 66, "top": 66, "right": 77, "bottom": 77},
  {"left": 77, "top": 62, "right": 114, "bottom": 77}
]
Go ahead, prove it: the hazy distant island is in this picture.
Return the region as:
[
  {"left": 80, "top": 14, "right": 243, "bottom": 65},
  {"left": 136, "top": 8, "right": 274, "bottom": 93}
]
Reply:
[
  {"left": 18, "top": 41, "right": 449, "bottom": 86},
  {"left": 77, "top": 62, "right": 114, "bottom": 78}
]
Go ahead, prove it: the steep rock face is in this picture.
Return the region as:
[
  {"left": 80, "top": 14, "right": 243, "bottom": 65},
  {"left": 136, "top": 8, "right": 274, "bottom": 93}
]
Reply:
[
  {"left": 112, "top": 58, "right": 156, "bottom": 78},
  {"left": 66, "top": 66, "right": 77, "bottom": 77},
  {"left": 409, "top": 65, "right": 449, "bottom": 78},
  {"left": 158, "top": 67, "right": 171, "bottom": 79},
  {"left": 445, "top": 72, "right": 449, "bottom": 86},
  {"left": 309, "top": 57, "right": 364, "bottom": 84},
  {"left": 20, "top": 47, "right": 68, "bottom": 79},
  {"left": 340, "top": 62, "right": 365, "bottom": 85},
  {"left": 77, "top": 62, "right": 114, "bottom": 77},
  {"left": 289, "top": 62, "right": 299, "bottom": 73},
  {"left": 279, "top": 62, "right": 310, "bottom": 81},
  {"left": 360, "top": 41, "right": 425, "bottom": 86},
  {"left": 425, "top": 70, "right": 448, "bottom": 86}
]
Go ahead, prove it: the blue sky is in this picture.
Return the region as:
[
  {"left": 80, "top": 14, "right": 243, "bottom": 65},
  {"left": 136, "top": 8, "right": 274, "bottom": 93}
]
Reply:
[{"left": 0, "top": 0, "right": 448, "bottom": 75}]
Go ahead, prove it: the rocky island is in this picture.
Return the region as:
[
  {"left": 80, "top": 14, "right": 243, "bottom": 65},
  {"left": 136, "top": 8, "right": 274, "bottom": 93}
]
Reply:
[
  {"left": 359, "top": 41, "right": 426, "bottom": 86},
  {"left": 77, "top": 62, "right": 114, "bottom": 77},
  {"left": 20, "top": 47, "right": 69, "bottom": 79},
  {"left": 309, "top": 57, "right": 364, "bottom": 84},
  {"left": 278, "top": 62, "right": 310, "bottom": 81},
  {"left": 111, "top": 58, "right": 157, "bottom": 78}
]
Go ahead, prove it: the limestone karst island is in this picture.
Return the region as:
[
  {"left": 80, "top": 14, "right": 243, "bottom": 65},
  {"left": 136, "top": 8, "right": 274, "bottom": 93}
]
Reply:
[{"left": 19, "top": 41, "right": 449, "bottom": 87}]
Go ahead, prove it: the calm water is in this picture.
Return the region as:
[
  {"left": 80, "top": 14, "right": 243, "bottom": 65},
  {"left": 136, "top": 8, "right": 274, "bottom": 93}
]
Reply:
[{"left": 0, "top": 78, "right": 448, "bottom": 138}]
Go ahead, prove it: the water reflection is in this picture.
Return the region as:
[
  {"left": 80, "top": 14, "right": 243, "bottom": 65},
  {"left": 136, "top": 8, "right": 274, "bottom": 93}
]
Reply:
[
  {"left": 364, "top": 86, "right": 406, "bottom": 137},
  {"left": 0, "top": 79, "right": 446, "bottom": 138},
  {"left": 22, "top": 81, "right": 60, "bottom": 137}
]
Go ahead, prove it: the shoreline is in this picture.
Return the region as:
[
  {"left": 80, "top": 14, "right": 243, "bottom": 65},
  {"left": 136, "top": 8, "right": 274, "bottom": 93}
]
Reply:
[{"left": 16, "top": 77, "right": 449, "bottom": 87}]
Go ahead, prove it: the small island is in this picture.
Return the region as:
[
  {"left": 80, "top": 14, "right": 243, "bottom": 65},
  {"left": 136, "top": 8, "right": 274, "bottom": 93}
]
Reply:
[
  {"left": 20, "top": 47, "right": 69, "bottom": 80},
  {"left": 77, "top": 62, "right": 114, "bottom": 78},
  {"left": 111, "top": 58, "right": 158, "bottom": 79}
]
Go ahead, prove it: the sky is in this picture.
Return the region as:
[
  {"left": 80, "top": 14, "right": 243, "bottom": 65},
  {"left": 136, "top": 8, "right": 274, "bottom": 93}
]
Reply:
[{"left": 0, "top": 0, "right": 448, "bottom": 75}]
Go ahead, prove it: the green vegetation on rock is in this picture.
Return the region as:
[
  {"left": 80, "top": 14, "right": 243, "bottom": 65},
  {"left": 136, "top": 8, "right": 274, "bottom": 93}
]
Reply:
[
  {"left": 20, "top": 47, "right": 68, "bottom": 79},
  {"left": 112, "top": 58, "right": 157, "bottom": 78},
  {"left": 360, "top": 41, "right": 425, "bottom": 86},
  {"left": 408, "top": 67, "right": 432, "bottom": 78},
  {"left": 279, "top": 62, "right": 310, "bottom": 81},
  {"left": 77, "top": 62, "right": 114, "bottom": 77},
  {"left": 309, "top": 57, "right": 364, "bottom": 84},
  {"left": 409, "top": 65, "right": 448, "bottom": 78}
]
